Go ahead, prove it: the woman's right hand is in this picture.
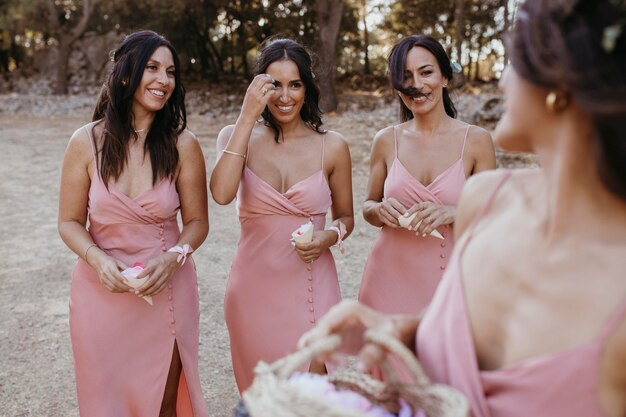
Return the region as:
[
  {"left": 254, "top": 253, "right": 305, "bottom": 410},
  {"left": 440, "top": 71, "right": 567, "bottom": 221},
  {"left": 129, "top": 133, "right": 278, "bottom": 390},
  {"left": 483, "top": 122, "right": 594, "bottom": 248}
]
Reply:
[
  {"left": 297, "top": 300, "right": 420, "bottom": 371},
  {"left": 375, "top": 198, "right": 406, "bottom": 228},
  {"left": 88, "top": 250, "right": 130, "bottom": 293},
  {"left": 240, "top": 73, "right": 276, "bottom": 121}
]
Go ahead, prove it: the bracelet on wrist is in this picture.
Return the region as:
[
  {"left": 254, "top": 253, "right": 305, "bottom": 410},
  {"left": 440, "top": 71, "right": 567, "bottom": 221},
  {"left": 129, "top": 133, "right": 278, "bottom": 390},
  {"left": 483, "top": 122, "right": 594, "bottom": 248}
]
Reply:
[
  {"left": 325, "top": 221, "right": 347, "bottom": 254},
  {"left": 84, "top": 244, "right": 98, "bottom": 262},
  {"left": 168, "top": 244, "right": 194, "bottom": 265}
]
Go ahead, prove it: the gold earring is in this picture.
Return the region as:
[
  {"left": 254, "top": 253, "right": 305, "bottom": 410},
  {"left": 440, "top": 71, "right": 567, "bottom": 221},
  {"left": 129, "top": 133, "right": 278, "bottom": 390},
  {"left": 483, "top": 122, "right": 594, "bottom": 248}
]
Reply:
[
  {"left": 545, "top": 91, "right": 569, "bottom": 113},
  {"left": 122, "top": 80, "right": 128, "bottom": 86}
]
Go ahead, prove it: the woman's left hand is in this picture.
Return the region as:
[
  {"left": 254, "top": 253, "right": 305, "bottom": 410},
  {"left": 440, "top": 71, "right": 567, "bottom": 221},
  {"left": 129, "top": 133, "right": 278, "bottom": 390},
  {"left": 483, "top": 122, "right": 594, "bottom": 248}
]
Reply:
[
  {"left": 134, "top": 252, "right": 181, "bottom": 297},
  {"left": 405, "top": 202, "right": 455, "bottom": 236},
  {"left": 294, "top": 230, "right": 335, "bottom": 264}
]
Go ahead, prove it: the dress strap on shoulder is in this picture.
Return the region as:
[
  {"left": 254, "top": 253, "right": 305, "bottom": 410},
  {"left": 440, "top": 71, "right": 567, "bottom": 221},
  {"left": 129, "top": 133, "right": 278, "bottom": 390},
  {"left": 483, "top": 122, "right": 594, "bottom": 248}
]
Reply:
[
  {"left": 84, "top": 124, "right": 101, "bottom": 179},
  {"left": 597, "top": 294, "right": 626, "bottom": 344},
  {"left": 393, "top": 126, "right": 399, "bottom": 159},
  {"left": 460, "top": 124, "right": 471, "bottom": 158},
  {"left": 464, "top": 170, "right": 512, "bottom": 242},
  {"left": 321, "top": 133, "right": 327, "bottom": 171}
]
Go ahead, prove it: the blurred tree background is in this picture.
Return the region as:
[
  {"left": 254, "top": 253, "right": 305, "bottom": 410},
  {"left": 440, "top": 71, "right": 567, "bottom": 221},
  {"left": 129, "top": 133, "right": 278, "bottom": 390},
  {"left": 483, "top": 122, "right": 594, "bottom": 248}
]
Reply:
[{"left": 0, "top": 0, "right": 519, "bottom": 110}]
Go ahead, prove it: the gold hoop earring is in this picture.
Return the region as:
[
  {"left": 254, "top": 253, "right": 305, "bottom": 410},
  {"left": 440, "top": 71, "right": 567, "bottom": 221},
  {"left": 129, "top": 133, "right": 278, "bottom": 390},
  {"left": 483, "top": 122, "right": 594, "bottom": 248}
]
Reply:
[{"left": 545, "top": 91, "right": 569, "bottom": 113}]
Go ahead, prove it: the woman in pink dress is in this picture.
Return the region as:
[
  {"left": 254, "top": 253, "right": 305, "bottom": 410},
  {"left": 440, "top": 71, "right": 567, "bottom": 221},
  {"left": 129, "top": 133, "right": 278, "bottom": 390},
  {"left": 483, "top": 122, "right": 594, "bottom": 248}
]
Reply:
[
  {"left": 300, "top": 1, "right": 626, "bottom": 416},
  {"left": 58, "top": 31, "right": 209, "bottom": 417},
  {"left": 359, "top": 35, "right": 496, "bottom": 315},
  {"left": 210, "top": 38, "right": 354, "bottom": 393}
]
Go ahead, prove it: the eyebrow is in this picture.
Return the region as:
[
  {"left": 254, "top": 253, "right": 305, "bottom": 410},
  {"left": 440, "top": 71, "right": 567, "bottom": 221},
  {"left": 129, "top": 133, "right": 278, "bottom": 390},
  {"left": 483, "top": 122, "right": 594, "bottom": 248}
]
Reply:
[
  {"left": 147, "top": 59, "right": 175, "bottom": 68},
  {"left": 273, "top": 79, "right": 302, "bottom": 84}
]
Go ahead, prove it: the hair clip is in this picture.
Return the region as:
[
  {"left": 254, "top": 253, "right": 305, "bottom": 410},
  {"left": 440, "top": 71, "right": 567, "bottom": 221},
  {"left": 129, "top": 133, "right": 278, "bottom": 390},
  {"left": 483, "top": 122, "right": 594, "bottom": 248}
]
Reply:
[
  {"left": 602, "top": 22, "right": 623, "bottom": 53},
  {"left": 450, "top": 61, "right": 462, "bottom": 74}
]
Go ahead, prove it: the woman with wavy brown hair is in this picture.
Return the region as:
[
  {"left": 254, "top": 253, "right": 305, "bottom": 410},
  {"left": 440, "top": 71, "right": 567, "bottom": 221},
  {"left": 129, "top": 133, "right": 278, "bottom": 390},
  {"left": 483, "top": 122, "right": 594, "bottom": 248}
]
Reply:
[
  {"left": 58, "top": 30, "right": 208, "bottom": 416},
  {"left": 210, "top": 38, "right": 354, "bottom": 392}
]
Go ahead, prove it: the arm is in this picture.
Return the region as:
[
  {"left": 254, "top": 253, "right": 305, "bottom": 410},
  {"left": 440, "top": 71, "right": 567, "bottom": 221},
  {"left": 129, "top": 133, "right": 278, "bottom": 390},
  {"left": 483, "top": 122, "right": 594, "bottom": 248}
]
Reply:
[
  {"left": 362, "top": 128, "right": 406, "bottom": 228},
  {"left": 57, "top": 126, "right": 130, "bottom": 292},
  {"left": 136, "top": 131, "right": 209, "bottom": 296},
  {"left": 209, "top": 73, "right": 276, "bottom": 205},
  {"left": 294, "top": 133, "right": 354, "bottom": 263},
  {"left": 298, "top": 300, "right": 422, "bottom": 369},
  {"left": 410, "top": 126, "right": 497, "bottom": 236}
]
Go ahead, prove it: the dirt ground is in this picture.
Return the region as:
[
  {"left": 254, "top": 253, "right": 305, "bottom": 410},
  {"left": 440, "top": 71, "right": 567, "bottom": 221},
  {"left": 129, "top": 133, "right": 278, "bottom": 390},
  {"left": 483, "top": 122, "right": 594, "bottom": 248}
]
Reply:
[{"left": 0, "top": 95, "right": 534, "bottom": 416}]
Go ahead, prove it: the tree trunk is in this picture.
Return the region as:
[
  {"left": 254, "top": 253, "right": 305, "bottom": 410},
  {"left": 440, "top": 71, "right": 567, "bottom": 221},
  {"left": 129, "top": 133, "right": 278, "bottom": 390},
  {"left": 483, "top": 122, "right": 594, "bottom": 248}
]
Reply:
[
  {"left": 49, "top": 0, "right": 96, "bottom": 94},
  {"left": 454, "top": 0, "right": 465, "bottom": 63},
  {"left": 315, "top": 0, "right": 344, "bottom": 112},
  {"left": 361, "top": 0, "right": 370, "bottom": 75},
  {"left": 502, "top": 0, "right": 511, "bottom": 64},
  {"left": 54, "top": 40, "right": 72, "bottom": 95}
]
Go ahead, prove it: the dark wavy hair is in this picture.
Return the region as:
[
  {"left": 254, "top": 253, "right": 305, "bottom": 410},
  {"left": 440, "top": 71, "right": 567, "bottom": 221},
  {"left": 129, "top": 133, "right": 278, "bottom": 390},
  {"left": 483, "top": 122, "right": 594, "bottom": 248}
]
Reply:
[
  {"left": 253, "top": 38, "right": 324, "bottom": 142},
  {"left": 92, "top": 30, "right": 186, "bottom": 186},
  {"left": 510, "top": 0, "right": 626, "bottom": 199},
  {"left": 388, "top": 34, "right": 457, "bottom": 122}
]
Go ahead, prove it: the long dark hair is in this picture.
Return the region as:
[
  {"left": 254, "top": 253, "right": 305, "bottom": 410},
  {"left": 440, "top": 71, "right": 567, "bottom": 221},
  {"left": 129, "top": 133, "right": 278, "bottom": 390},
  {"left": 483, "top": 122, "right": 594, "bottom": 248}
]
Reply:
[
  {"left": 510, "top": 0, "right": 626, "bottom": 199},
  {"left": 92, "top": 30, "right": 186, "bottom": 186},
  {"left": 253, "top": 38, "right": 324, "bottom": 142},
  {"left": 388, "top": 34, "right": 457, "bottom": 122}
]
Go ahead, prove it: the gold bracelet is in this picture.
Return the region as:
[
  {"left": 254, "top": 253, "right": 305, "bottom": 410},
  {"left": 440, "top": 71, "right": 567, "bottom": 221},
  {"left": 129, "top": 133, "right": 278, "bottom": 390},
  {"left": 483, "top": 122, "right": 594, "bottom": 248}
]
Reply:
[
  {"left": 84, "top": 244, "right": 98, "bottom": 261},
  {"left": 222, "top": 149, "right": 246, "bottom": 159}
]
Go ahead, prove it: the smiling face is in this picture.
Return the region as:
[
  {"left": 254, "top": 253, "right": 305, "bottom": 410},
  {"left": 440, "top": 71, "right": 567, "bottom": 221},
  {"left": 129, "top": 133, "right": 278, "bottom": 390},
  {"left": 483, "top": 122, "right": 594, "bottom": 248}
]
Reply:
[
  {"left": 398, "top": 46, "right": 448, "bottom": 116},
  {"left": 132, "top": 46, "right": 175, "bottom": 116},
  {"left": 264, "top": 59, "right": 306, "bottom": 125}
]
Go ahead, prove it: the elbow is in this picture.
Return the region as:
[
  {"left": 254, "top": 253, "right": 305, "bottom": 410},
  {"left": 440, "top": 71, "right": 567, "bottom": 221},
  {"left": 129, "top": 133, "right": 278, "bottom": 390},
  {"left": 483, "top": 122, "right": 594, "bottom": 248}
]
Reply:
[{"left": 210, "top": 191, "right": 235, "bottom": 206}]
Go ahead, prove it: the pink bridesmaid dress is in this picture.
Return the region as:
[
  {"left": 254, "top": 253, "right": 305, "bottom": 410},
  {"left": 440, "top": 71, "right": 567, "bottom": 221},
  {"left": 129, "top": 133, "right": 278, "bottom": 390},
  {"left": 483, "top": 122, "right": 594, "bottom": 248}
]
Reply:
[
  {"left": 417, "top": 171, "right": 623, "bottom": 417},
  {"left": 359, "top": 125, "right": 469, "bottom": 315},
  {"left": 69, "top": 124, "right": 208, "bottom": 417},
  {"left": 225, "top": 135, "right": 342, "bottom": 392}
]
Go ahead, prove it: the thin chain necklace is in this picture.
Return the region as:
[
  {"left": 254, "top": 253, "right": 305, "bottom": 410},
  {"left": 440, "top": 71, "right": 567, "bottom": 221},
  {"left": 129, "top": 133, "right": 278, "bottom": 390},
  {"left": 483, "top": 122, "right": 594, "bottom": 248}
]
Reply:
[{"left": 134, "top": 128, "right": 146, "bottom": 133}]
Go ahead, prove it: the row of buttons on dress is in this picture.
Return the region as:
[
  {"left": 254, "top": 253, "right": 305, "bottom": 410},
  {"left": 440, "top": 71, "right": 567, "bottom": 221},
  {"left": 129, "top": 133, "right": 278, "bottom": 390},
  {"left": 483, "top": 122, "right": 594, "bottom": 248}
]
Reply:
[
  {"left": 306, "top": 263, "right": 316, "bottom": 325},
  {"left": 159, "top": 221, "right": 177, "bottom": 336},
  {"left": 439, "top": 225, "right": 448, "bottom": 271}
]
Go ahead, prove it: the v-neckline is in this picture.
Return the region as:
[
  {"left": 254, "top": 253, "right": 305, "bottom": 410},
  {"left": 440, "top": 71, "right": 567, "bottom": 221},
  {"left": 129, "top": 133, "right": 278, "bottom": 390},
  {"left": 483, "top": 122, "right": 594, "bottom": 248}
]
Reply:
[
  {"left": 108, "top": 177, "right": 169, "bottom": 201},
  {"left": 245, "top": 166, "right": 325, "bottom": 196},
  {"left": 393, "top": 157, "right": 463, "bottom": 188}
]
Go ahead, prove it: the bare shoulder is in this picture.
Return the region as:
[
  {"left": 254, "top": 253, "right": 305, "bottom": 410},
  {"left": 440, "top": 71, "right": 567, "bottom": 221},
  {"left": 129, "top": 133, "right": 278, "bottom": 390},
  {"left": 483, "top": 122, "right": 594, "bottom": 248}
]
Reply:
[
  {"left": 323, "top": 129, "right": 349, "bottom": 153},
  {"left": 177, "top": 128, "right": 200, "bottom": 146},
  {"left": 65, "top": 122, "right": 99, "bottom": 163},
  {"left": 465, "top": 124, "right": 495, "bottom": 152},
  {"left": 454, "top": 169, "right": 513, "bottom": 239},
  {"left": 369, "top": 125, "right": 396, "bottom": 154},
  {"left": 177, "top": 128, "right": 204, "bottom": 157},
  {"left": 216, "top": 124, "right": 236, "bottom": 147}
]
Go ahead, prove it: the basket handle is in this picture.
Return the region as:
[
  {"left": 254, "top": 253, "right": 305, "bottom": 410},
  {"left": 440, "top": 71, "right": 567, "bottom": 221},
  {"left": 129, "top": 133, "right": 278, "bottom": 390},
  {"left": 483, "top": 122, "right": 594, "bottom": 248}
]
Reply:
[
  {"left": 268, "top": 334, "right": 342, "bottom": 379},
  {"left": 364, "top": 330, "right": 431, "bottom": 388}
]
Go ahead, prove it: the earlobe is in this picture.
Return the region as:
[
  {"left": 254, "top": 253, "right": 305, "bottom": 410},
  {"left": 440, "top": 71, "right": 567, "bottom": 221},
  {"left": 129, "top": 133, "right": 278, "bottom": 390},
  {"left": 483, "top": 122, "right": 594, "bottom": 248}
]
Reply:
[{"left": 545, "top": 91, "right": 569, "bottom": 113}]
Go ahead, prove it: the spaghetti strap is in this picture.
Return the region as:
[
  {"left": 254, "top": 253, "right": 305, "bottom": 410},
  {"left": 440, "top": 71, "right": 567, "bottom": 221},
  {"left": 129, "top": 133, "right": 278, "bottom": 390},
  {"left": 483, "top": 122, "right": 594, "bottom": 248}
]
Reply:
[
  {"left": 597, "top": 295, "right": 626, "bottom": 343},
  {"left": 463, "top": 170, "right": 512, "bottom": 244},
  {"left": 84, "top": 124, "right": 101, "bottom": 180},
  {"left": 321, "top": 133, "right": 327, "bottom": 171},
  {"left": 393, "top": 126, "right": 399, "bottom": 159},
  {"left": 460, "top": 125, "right": 471, "bottom": 158}
]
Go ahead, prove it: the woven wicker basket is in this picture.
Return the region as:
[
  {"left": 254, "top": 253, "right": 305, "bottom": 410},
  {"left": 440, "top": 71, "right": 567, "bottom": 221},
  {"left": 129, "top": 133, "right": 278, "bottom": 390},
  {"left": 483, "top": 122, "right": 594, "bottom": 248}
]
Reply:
[{"left": 242, "top": 330, "right": 469, "bottom": 417}]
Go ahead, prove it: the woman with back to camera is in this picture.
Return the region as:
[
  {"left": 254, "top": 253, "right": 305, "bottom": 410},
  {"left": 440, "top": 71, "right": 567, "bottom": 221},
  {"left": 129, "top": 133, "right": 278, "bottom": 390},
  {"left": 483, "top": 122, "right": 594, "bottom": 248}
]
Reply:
[
  {"left": 210, "top": 38, "right": 354, "bottom": 392},
  {"left": 58, "top": 30, "right": 209, "bottom": 416},
  {"left": 301, "top": 0, "right": 626, "bottom": 415},
  {"left": 358, "top": 34, "right": 496, "bottom": 315}
]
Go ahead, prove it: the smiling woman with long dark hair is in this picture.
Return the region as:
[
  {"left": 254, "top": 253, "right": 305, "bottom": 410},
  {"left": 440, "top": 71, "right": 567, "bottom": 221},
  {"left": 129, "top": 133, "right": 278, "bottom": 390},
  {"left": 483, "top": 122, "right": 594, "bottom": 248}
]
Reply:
[
  {"left": 58, "top": 30, "right": 209, "bottom": 417},
  {"left": 210, "top": 38, "right": 354, "bottom": 393},
  {"left": 358, "top": 34, "right": 496, "bottom": 316}
]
